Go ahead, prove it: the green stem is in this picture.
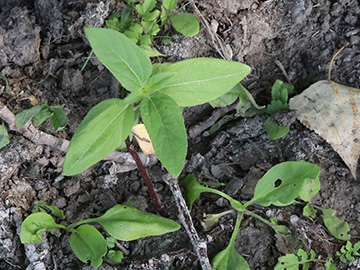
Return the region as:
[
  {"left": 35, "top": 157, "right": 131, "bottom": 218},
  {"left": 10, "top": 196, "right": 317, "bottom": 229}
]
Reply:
[
  {"left": 244, "top": 209, "right": 289, "bottom": 234},
  {"left": 229, "top": 212, "right": 243, "bottom": 245},
  {"left": 204, "top": 187, "right": 244, "bottom": 211},
  {"left": 80, "top": 50, "right": 94, "bottom": 73},
  {"left": 68, "top": 218, "right": 98, "bottom": 230}
]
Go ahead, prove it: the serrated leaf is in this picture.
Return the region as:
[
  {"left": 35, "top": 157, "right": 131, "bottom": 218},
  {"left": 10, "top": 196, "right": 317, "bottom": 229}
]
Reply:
[
  {"left": 158, "top": 58, "right": 251, "bottom": 107},
  {"left": 289, "top": 80, "right": 360, "bottom": 179},
  {"left": 171, "top": 13, "right": 199, "bottom": 37},
  {"left": 248, "top": 161, "right": 321, "bottom": 207},
  {"left": 69, "top": 225, "right": 107, "bottom": 267},
  {"left": 20, "top": 213, "right": 64, "bottom": 243},
  {"left": 15, "top": 105, "right": 45, "bottom": 128},
  {"left": 64, "top": 99, "right": 134, "bottom": 176},
  {"left": 88, "top": 205, "right": 180, "bottom": 241},
  {"left": 267, "top": 100, "right": 289, "bottom": 114},
  {"left": 105, "top": 237, "right": 116, "bottom": 248},
  {"left": 85, "top": 28, "right": 151, "bottom": 92},
  {"left": 322, "top": 208, "right": 350, "bottom": 241},
  {"left": 49, "top": 106, "right": 68, "bottom": 131},
  {"left": 140, "top": 93, "right": 187, "bottom": 178},
  {"left": 265, "top": 117, "right": 290, "bottom": 140},
  {"left": 0, "top": 124, "right": 10, "bottom": 149},
  {"left": 107, "top": 250, "right": 124, "bottom": 263},
  {"left": 275, "top": 249, "right": 309, "bottom": 270}
]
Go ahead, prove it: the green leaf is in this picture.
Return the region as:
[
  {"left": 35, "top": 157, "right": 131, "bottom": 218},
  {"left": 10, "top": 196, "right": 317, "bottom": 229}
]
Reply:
[
  {"left": 0, "top": 124, "right": 10, "bottom": 149},
  {"left": 235, "top": 84, "right": 266, "bottom": 117},
  {"left": 162, "top": 0, "right": 177, "bottom": 10},
  {"left": 267, "top": 100, "right": 289, "bottom": 114},
  {"left": 20, "top": 213, "right": 64, "bottom": 243},
  {"left": 88, "top": 205, "right": 181, "bottom": 241},
  {"left": 15, "top": 105, "right": 45, "bottom": 128},
  {"left": 33, "top": 106, "right": 53, "bottom": 126},
  {"left": 209, "top": 83, "right": 243, "bottom": 108},
  {"left": 143, "top": 72, "right": 175, "bottom": 93},
  {"left": 275, "top": 249, "right": 309, "bottom": 270},
  {"left": 140, "top": 93, "right": 187, "bottom": 178},
  {"left": 303, "top": 205, "right": 317, "bottom": 218},
  {"left": 85, "top": 28, "right": 152, "bottom": 92},
  {"left": 135, "top": 0, "right": 156, "bottom": 15},
  {"left": 212, "top": 214, "right": 249, "bottom": 270},
  {"left": 64, "top": 99, "right": 133, "bottom": 176},
  {"left": 325, "top": 258, "right": 336, "bottom": 270},
  {"left": 265, "top": 117, "right": 290, "bottom": 140},
  {"left": 158, "top": 58, "right": 251, "bottom": 107},
  {"left": 181, "top": 174, "right": 241, "bottom": 210},
  {"left": 171, "top": 13, "right": 199, "bottom": 37},
  {"left": 35, "top": 200, "right": 65, "bottom": 220},
  {"left": 247, "top": 161, "right": 321, "bottom": 207},
  {"left": 140, "top": 45, "right": 166, "bottom": 57},
  {"left": 105, "top": 237, "right": 116, "bottom": 248},
  {"left": 49, "top": 106, "right": 68, "bottom": 131},
  {"left": 322, "top": 208, "right": 350, "bottom": 241},
  {"left": 152, "top": 63, "right": 172, "bottom": 75},
  {"left": 107, "top": 250, "right": 124, "bottom": 263},
  {"left": 69, "top": 225, "right": 107, "bottom": 267}
]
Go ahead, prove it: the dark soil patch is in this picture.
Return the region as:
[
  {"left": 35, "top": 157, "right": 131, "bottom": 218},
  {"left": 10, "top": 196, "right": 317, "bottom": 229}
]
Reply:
[{"left": 1, "top": 0, "right": 360, "bottom": 269}]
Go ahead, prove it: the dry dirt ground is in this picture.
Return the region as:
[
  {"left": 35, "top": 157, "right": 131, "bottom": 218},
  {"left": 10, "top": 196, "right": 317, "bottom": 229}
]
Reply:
[{"left": 1, "top": 0, "right": 360, "bottom": 269}]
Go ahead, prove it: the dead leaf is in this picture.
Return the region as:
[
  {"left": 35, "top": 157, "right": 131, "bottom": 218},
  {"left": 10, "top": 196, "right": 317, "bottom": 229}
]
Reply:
[
  {"left": 289, "top": 80, "right": 360, "bottom": 179},
  {"left": 131, "top": 124, "right": 155, "bottom": 155}
]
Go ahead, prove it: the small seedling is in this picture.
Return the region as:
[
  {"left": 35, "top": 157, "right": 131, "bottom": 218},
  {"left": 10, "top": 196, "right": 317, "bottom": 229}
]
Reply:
[
  {"left": 0, "top": 122, "right": 10, "bottom": 148},
  {"left": 21, "top": 202, "right": 180, "bottom": 267},
  {"left": 105, "top": 0, "right": 199, "bottom": 57},
  {"left": 181, "top": 160, "right": 351, "bottom": 269},
  {"left": 336, "top": 241, "right": 360, "bottom": 263}
]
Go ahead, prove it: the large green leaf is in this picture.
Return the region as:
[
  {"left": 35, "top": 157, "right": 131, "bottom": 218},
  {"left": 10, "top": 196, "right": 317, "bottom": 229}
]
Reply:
[
  {"left": 140, "top": 93, "right": 187, "bottom": 178},
  {"left": 322, "top": 208, "right": 350, "bottom": 241},
  {"left": 247, "top": 161, "right": 320, "bottom": 207},
  {"left": 85, "top": 28, "right": 152, "bottom": 92},
  {"left": 64, "top": 99, "right": 133, "bottom": 175},
  {"left": 87, "top": 205, "right": 180, "bottom": 241},
  {"left": 69, "top": 225, "right": 107, "bottom": 267},
  {"left": 158, "top": 58, "right": 251, "bottom": 107},
  {"left": 20, "top": 213, "right": 65, "bottom": 243}
]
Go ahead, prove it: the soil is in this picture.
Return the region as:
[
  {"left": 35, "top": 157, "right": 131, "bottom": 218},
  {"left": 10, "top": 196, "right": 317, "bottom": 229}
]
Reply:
[{"left": 1, "top": 0, "right": 360, "bottom": 269}]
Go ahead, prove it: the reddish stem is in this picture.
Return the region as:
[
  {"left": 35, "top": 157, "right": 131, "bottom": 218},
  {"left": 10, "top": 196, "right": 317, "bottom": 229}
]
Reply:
[{"left": 125, "top": 138, "right": 168, "bottom": 217}]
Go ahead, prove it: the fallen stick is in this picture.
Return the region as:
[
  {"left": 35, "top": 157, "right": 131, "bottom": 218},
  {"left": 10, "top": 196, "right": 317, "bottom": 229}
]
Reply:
[{"left": 163, "top": 174, "right": 212, "bottom": 270}]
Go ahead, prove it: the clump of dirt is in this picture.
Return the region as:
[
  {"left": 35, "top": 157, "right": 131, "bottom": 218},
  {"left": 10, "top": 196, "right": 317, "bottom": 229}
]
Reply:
[{"left": 0, "top": 0, "right": 360, "bottom": 269}]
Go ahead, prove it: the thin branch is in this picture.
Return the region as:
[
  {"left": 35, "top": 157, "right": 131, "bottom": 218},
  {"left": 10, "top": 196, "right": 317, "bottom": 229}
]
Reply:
[
  {"left": 0, "top": 102, "right": 157, "bottom": 172},
  {"left": 125, "top": 138, "right": 168, "bottom": 217},
  {"left": 163, "top": 174, "right": 212, "bottom": 270}
]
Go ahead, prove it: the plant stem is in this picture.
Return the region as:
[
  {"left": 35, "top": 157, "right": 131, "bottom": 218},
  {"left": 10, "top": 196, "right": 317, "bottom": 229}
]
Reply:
[
  {"left": 163, "top": 174, "right": 212, "bottom": 270},
  {"left": 125, "top": 138, "right": 167, "bottom": 217}
]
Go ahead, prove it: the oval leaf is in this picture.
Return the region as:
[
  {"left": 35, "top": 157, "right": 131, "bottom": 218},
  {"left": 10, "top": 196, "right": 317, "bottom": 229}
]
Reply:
[
  {"left": 49, "top": 106, "right": 68, "bottom": 131},
  {"left": 158, "top": 58, "right": 251, "bottom": 107},
  {"left": 90, "top": 205, "right": 181, "bottom": 241},
  {"left": 140, "top": 93, "right": 187, "bottom": 178},
  {"left": 85, "top": 28, "right": 152, "bottom": 92},
  {"left": 64, "top": 99, "right": 133, "bottom": 175},
  {"left": 20, "top": 213, "right": 63, "bottom": 243},
  {"left": 248, "top": 161, "right": 321, "bottom": 207},
  {"left": 322, "top": 208, "right": 350, "bottom": 241},
  {"left": 69, "top": 225, "right": 107, "bottom": 267},
  {"left": 15, "top": 105, "right": 45, "bottom": 128},
  {"left": 171, "top": 13, "right": 199, "bottom": 37},
  {"left": 212, "top": 245, "right": 250, "bottom": 270}
]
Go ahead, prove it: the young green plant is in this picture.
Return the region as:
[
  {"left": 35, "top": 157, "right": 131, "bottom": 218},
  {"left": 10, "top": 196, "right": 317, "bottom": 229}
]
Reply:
[
  {"left": 63, "top": 27, "right": 250, "bottom": 180},
  {"left": 181, "top": 160, "right": 351, "bottom": 269},
  {"left": 105, "top": 0, "right": 199, "bottom": 57},
  {"left": 21, "top": 202, "right": 180, "bottom": 267}
]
